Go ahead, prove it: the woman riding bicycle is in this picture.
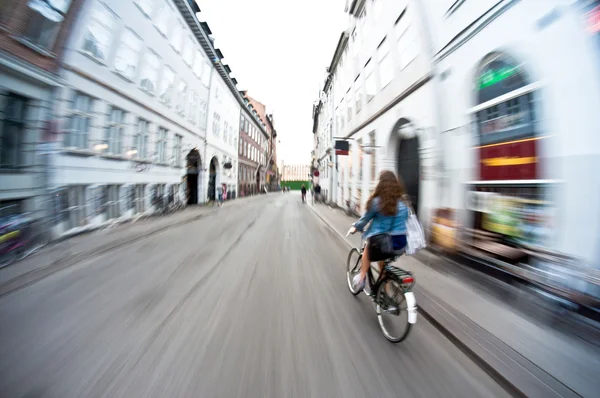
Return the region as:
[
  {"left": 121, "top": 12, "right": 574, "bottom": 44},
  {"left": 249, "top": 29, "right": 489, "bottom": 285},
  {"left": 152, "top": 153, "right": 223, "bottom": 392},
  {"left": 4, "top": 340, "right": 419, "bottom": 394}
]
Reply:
[{"left": 350, "top": 170, "right": 409, "bottom": 291}]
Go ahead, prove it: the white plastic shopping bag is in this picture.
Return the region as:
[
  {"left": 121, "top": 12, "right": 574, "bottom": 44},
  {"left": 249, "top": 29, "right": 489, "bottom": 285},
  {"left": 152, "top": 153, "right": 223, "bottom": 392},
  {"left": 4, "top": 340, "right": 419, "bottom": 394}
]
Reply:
[{"left": 405, "top": 203, "right": 427, "bottom": 255}]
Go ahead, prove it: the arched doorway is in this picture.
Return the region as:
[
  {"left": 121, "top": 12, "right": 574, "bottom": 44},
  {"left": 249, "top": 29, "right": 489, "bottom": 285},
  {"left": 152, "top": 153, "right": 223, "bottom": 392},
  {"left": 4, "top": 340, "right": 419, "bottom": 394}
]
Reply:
[
  {"left": 186, "top": 149, "right": 201, "bottom": 205},
  {"left": 388, "top": 118, "right": 421, "bottom": 212},
  {"left": 208, "top": 156, "right": 219, "bottom": 201}
]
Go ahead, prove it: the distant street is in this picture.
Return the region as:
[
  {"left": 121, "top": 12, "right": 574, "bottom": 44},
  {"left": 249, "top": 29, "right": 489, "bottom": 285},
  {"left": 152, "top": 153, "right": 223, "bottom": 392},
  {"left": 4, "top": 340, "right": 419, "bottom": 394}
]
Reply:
[{"left": 0, "top": 194, "right": 508, "bottom": 398}]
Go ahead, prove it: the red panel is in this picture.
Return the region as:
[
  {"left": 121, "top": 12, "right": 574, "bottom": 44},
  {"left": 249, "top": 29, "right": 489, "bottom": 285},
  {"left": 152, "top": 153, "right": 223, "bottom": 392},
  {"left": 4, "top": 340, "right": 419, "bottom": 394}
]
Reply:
[{"left": 479, "top": 139, "right": 537, "bottom": 181}]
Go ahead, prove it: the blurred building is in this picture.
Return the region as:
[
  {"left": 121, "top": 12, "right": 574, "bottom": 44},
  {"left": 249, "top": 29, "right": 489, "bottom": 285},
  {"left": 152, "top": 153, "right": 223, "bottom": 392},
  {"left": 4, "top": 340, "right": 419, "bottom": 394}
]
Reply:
[
  {"left": 313, "top": 0, "right": 600, "bottom": 266},
  {"left": 425, "top": 0, "right": 600, "bottom": 266},
  {"left": 265, "top": 114, "right": 279, "bottom": 191},
  {"left": 282, "top": 164, "right": 310, "bottom": 182},
  {"left": 0, "top": 0, "right": 84, "bottom": 223},
  {"left": 205, "top": 51, "right": 239, "bottom": 201},
  {"left": 312, "top": 0, "right": 436, "bottom": 215},
  {"left": 238, "top": 93, "right": 269, "bottom": 196},
  {"left": 48, "top": 0, "right": 212, "bottom": 236},
  {"left": 44, "top": 0, "right": 251, "bottom": 238},
  {"left": 244, "top": 93, "right": 278, "bottom": 192}
]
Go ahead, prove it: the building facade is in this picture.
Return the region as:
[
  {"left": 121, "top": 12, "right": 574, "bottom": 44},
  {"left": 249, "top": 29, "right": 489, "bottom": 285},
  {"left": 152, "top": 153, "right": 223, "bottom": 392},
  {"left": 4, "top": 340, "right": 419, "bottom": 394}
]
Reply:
[
  {"left": 314, "top": 0, "right": 600, "bottom": 266},
  {"left": 313, "top": 0, "right": 437, "bottom": 219},
  {"left": 205, "top": 64, "right": 239, "bottom": 202},
  {"left": 245, "top": 93, "right": 278, "bottom": 191},
  {"left": 48, "top": 0, "right": 214, "bottom": 237},
  {"left": 282, "top": 164, "right": 310, "bottom": 182},
  {"left": 422, "top": 0, "right": 600, "bottom": 266},
  {"left": 0, "top": 0, "right": 85, "bottom": 227},
  {"left": 265, "top": 114, "right": 279, "bottom": 191},
  {"left": 238, "top": 94, "right": 269, "bottom": 196}
]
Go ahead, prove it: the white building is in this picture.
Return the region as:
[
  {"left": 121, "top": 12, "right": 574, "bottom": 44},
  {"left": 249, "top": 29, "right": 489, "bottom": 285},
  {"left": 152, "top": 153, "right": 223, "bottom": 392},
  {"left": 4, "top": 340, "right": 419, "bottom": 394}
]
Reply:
[
  {"left": 422, "top": 0, "right": 600, "bottom": 265},
  {"left": 314, "top": 0, "right": 600, "bottom": 266},
  {"left": 205, "top": 64, "right": 239, "bottom": 201},
  {"left": 49, "top": 0, "right": 218, "bottom": 238},
  {"left": 313, "top": 0, "right": 437, "bottom": 223}
]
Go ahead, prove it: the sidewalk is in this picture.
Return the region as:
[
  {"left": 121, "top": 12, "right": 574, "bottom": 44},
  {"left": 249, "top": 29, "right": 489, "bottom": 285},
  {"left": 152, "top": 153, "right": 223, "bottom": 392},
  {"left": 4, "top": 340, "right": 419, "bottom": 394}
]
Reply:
[
  {"left": 307, "top": 202, "right": 599, "bottom": 398},
  {"left": 0, "top": 193, "right": 268, "bottom": 296}
]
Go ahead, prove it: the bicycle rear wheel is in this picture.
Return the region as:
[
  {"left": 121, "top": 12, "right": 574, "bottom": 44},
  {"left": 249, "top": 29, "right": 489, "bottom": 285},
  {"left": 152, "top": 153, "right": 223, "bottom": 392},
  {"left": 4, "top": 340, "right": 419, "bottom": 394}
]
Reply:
[
  {"left": 346, "top": 248, "right": 362, "bottom": 295},
  {"left": 376, "top": 278, "right": 412, "bottom": 343}
]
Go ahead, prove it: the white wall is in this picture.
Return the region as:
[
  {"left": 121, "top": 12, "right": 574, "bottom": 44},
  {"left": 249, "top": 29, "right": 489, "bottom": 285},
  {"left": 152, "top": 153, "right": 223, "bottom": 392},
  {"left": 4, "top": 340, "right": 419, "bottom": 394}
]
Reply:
[
  {"left": 205, "top": 71, "right": 240, "bottom": 201},
  {"left": 429, "top": 0, "right": 600, "bottom": 264}
]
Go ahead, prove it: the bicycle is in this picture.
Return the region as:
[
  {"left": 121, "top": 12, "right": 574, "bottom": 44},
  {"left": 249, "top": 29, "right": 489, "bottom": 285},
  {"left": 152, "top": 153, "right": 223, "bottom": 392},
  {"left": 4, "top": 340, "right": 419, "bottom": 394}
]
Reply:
[{"left": 345, "top": 228, "right": 418, "bottom": 343}]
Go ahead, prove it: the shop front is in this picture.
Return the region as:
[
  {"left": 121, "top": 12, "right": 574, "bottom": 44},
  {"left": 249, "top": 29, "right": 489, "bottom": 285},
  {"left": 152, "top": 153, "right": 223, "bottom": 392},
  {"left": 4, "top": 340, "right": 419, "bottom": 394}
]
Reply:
[{"left": 461, "top": 51, "right": 556, "bottom": 262}]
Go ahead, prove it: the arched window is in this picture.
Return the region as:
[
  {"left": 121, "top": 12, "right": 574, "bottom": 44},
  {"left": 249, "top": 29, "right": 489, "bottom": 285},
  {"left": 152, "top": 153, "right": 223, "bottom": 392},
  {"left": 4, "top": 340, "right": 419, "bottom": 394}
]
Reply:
[{"left": 473, "top": 53, "right": 537, "bottom": 146}]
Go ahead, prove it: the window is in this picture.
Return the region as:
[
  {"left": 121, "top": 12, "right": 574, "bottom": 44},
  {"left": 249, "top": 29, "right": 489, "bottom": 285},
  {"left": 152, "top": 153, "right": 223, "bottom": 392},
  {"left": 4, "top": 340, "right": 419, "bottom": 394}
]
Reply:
[
  {"left": 240, "top": 115, "right": 245, "bottom": 132},
  {"left": 346, "top": 95, "right": 353, "bottom": 122},
  {"left": 107, "top": 185, "right": 120, "bottom": 220},
  {"left": 68, "top": 185, "right": 87, "bottom": 229},
  {"left": 373, "top": 0, "right": 382, "bottom": 18},
  {"left": 193, "top": 51, "right": 204, "bottom": 78},
  {"left": 170, "top": 20, "right": 185, "bottom": 54},
  {"left": 378, "top": 38, "right": 393, "bottom": 88},
  {"left": 201, "top": 60, "right": 211, "bottom": 86},
  {"left": 396, "top": 13, "right": 418, "bottom": 69},
  {"left": 212, "top": 113, "right": 220, "bottom": 137},
  {"left": 159, "top": 66, "right": 175, "bottom": 105},
  {"left": 183, "top": 36, "right": 195, "bottom": 66},
  {"left": 239, "top": 139, "right": 242, "bottom": 155},
  {"left": 106, "top": 107, "right": 125, "bottom": 155},
  {"left": 114, "top": 30, "right": 142, "bottom": 80},
  {"left": 370, "top": 131, "right": 376, "bottom": 181},
  {"left": 224, "top": 121, "right": 229, "bottom": 143},
  {"left": 198, "top": 99, "right": 207, "bottom": 130},
  {"left": 24, "top": 0, "right": 72, "bottom": 50},
  {"left": 154, "top": 0, "right": 171, "bottom": 37},
  {"left": 140, "top": 50, "right": 160, "bottom": 94},
  {"left": 176, "top": 80, "right": 187, "bottom": 114},
  {"left": 157, "top": 128, "right": 167, "bottom": 163},
  {"left": 81, "top": 1, "right": 116, "bottom": 61},
  {"left": 360, "top": 7, "right": 369, "bottom": 40},
  {"left": 355, "top": 76, "right": 362, "bottom": 114},
  {"left": 132, "top": 119, "right": 149, "bottom": 159},
  {"left": 364, "top": 59, "right": 376, "bottom": 101},
  {"left": 66, "top": 92, "right": 93, "bottom": 149},
  {"left": 136, "top": 0, "right": 153, "bottom": 16},
  {"left": 173, "top": 134, "right": 182, "bottom": 166},
  {"left": 189, "top": 90, "right": 198, "bottom": 123},
  {"left": 1, "top": 94, "right": 27, "bottom": 168}
]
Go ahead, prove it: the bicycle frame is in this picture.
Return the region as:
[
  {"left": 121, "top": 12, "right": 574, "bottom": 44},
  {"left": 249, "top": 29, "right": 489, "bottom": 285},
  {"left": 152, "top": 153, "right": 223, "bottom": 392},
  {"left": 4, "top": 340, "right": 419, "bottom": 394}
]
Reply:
[{"left": 358, "top": 237, "right": 417, "bottom": 320}]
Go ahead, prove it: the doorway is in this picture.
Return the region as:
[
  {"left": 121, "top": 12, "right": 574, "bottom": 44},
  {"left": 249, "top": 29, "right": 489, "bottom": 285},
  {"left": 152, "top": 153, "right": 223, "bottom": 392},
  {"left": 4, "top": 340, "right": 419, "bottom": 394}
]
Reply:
[
  {"left": 397, "top": 136, "right": 420, "bottom": 212},
  {"left": 186, "top": 149, "right": 200, "bottom": 205},
  {"left": 208, "top": 157, "right": 218, "bottom": 201}
]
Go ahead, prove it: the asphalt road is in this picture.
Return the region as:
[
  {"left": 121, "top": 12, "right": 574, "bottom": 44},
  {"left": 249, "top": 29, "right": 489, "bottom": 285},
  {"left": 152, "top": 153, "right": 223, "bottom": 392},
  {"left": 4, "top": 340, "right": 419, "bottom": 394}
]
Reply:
[{"left": 0, "top": 194, "right": 509, "bottom": 398}]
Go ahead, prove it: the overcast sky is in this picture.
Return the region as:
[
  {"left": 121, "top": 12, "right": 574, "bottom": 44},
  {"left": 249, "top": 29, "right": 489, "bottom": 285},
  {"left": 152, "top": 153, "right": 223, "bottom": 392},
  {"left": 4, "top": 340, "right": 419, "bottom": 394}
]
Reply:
[{"left": 195, "top": 0, "right": 347, "bottom": 166}]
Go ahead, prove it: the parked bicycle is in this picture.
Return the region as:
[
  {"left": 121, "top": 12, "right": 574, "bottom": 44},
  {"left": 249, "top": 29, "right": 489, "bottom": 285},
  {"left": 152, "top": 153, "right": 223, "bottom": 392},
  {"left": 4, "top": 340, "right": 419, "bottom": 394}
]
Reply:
[
  {"left": 0, "top": 213, "right": 48, "bottom": 268},
  {"left": 346, "top": 229, "right": 418, "bottom": 343},
  {"left": 344, "top": 198, "right": 360, "bottom": 218}
]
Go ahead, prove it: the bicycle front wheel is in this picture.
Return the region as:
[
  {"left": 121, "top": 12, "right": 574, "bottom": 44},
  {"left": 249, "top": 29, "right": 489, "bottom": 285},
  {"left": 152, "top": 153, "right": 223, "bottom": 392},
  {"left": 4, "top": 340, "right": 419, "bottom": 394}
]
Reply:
[
  {"left": 346, "top": 248, "right": 362, "bottom": 295},
  {"left": 376, "top": 279, "right": 412, "bottom": 343}
]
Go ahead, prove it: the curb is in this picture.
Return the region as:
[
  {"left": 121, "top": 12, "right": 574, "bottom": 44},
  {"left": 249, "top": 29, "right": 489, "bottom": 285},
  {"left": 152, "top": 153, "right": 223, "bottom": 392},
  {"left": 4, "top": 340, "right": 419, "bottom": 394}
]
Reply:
[
  {"left": 0, "top": 194, "right": 273, "bottom": 297},
  {"left": 0, "top": 210, "right": 217, "bottom": 297},
  {"left": 305, "top": 204, "right": 580, "bottom": 398}
]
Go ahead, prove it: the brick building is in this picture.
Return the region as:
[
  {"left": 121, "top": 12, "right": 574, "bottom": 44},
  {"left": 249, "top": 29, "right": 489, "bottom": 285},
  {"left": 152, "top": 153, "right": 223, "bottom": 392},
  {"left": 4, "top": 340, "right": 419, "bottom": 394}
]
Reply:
[
  {"left": 238, "top": 92, "right": 269, "bottom": 196},
  {"left": 0, "top": 0, "right": 85, "bottom": 222},
  {"left": 245, "top": 93, "right": 279, "bottom": 191}
]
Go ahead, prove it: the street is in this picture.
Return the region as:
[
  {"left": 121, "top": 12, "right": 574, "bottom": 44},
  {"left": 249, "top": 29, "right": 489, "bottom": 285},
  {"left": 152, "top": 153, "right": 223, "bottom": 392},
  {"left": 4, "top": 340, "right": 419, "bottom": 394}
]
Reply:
[{"left": 0, "top": 194, "right": 508, "bottom": 398}]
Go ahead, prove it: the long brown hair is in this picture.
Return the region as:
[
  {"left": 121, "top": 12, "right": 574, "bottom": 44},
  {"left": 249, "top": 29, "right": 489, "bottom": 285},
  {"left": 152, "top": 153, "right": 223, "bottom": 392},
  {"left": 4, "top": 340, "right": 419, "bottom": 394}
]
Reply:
[{"left": 366, "top": 170, "right": 406, "bottom": 216}]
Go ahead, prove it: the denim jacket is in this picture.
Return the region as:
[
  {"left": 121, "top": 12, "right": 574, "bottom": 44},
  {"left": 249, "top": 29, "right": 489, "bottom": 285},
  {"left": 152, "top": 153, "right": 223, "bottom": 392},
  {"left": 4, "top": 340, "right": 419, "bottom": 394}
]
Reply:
[{"left": 354, "top": 197, "right": 408, "bottom": 238}]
